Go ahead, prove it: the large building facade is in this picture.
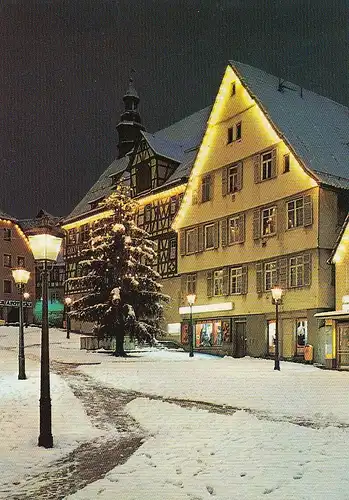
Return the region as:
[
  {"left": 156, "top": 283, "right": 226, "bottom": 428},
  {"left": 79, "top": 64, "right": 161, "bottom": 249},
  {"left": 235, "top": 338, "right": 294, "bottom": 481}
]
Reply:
[{"left": 173, "top": 61, "right": 349, "bottom": 365}]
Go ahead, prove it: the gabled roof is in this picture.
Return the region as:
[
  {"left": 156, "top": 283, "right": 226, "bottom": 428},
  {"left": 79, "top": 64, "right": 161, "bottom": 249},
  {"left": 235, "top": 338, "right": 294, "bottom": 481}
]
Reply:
[
  {"left": 64, "top": 106, "right": 211, "bottom": 223},
  {"left": 20, "top": 208, "right": 63, "bottom": 231},
  {"left": 230, "top": 61, "right": 349, "bottom": 188},
  {"left": 0, "top": 209, "right": 17, "bottom": 223}
]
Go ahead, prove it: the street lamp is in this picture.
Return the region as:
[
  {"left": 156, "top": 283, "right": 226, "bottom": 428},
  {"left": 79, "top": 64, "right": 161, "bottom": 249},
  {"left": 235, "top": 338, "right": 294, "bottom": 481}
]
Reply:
[
  {"left": 187, "top": 294, "right": 196, "bottom": 358},
  {"left": 27, "top": 222, "right": 63, "bottom": 448},
  {"left": 64, "top": 297, "right": 72, "bottom": 339},
  {"left": 271, "top": 286, "right": 283, "bottom": 371},
  {"left": 11, "top": 268, "right": 31, "bottom": 380},
  {"left": 23, "top": 292, "right": 30, "bottom": 328}
]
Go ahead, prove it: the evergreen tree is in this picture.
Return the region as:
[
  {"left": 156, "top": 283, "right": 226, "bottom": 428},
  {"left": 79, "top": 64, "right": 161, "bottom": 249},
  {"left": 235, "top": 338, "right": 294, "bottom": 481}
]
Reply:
[{"left": 68, "top": 185, "right": 169, "bottom": 356}]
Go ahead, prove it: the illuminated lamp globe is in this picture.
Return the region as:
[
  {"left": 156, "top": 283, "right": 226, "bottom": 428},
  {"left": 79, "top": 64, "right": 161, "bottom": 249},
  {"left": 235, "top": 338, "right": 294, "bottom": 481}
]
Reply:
[
  {"left": 271, "top": 286, "right": 283, "bottom": 302},
  {"left": 65, "top": 297, "right": 72, "bottom": 306},
  {"left": 27, "top": 221, "right": 63, "bottom": 262},
  {"left": 12, "top": 268, "right": 31, "bottom": 285},
  {"left": 187, "top": 294, "right": 196, "bottom": 306},
  {"left": 23, "top": 292, "right": 30, "bottom": 300}
]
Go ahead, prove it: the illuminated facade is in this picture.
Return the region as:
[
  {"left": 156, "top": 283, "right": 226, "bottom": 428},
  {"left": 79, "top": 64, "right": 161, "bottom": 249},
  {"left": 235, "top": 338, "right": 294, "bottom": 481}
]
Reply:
[
  {"left": 173, "top": 61, "right": 349, "bottom": 364},
  {"left": 62, "top": 78, "right": 210, "bottom": 334}
]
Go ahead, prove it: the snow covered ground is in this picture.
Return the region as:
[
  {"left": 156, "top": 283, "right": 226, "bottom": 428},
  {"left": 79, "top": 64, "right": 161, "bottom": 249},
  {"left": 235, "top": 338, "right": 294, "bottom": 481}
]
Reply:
[{"left": 2, "top": 326, "right": 349, "bottom": 499}]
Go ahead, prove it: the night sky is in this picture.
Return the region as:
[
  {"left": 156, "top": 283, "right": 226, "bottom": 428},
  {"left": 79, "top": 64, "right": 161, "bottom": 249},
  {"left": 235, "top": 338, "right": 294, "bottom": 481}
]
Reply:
[{"left": 0, "top": 0, "right": 348, "bottom": 218}]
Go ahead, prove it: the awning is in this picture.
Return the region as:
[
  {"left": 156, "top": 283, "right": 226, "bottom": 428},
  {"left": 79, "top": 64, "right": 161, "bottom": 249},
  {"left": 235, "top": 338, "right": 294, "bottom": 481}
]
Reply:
[{"left": 314, "top": 310, "right": 349, "bottom": 320}]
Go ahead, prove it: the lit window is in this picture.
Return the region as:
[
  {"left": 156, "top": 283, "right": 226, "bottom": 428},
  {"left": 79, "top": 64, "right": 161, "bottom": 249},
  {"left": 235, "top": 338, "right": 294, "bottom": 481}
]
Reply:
[
  {"left": 3, "top": 254, "right": 11, "bottom": 267},
  {"left": 4, "top": 228, "right": 11, "bottom": 241},
  {"left": 17, "top": 256, "right": 25, "bottom": 267},
  {"left": 230, "top": 267, "right": 242, "bottom": 294},
  {"left": 186, "top": 229, "right": 197, "bottom": 254},
  {"left": 262, "top": 207, "right": 277, "bottom": 236},
  {"left": 204, "top": 224, "right": 215, "bottom": 250},
  {"left": 261, "top": 151, "right": 273, "bottom": 180},
  {"left": 186, "top": 274, "right": 196, "bottom": 294},
  {"left": 287, "top": 198, "right": 304, "bottom": 229},
  {"left": 201, "top": 175, "right": 211, "bottom": 203},
  {"left": 228, "top": 216, "right": 241, "bottom": 244},
  {"left": 264, "top": 262, "right": 277, "bottom": 291},
  {"left": 213, "top": 270, "right": 224, "bottom": 296},
  {"left": 289, "top": 255, "right": 305, "bottom": 287},
  {"left": 283, "top": 154, "right": 290, "bottom": 173}
]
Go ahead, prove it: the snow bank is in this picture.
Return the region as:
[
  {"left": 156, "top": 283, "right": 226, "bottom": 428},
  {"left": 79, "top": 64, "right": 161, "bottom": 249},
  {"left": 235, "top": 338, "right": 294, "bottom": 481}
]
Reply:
[{"left": 67, "top": 398, "right": 349, "bottom": 500}]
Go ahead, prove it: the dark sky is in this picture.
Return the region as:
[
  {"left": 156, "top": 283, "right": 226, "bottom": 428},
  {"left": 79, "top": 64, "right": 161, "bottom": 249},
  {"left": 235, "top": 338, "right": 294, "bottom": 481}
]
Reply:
[{"left": 0, "top": 0, "right": 348, "bottom": 218}]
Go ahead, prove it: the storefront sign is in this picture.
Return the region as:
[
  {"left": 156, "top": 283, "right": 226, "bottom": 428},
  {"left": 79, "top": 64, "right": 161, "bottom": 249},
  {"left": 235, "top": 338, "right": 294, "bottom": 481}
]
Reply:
[{"left": 0, "top": 300, "right": 32, "bottom": 307}]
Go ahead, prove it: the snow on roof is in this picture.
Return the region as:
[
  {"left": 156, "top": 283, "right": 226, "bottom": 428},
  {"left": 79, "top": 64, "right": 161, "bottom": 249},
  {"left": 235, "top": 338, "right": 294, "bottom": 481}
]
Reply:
[
  {"left": 141, "top": 131, "right": 185, "bottom": 163},
  {"left": 230, "top": 60, "right": 349, "bottom": 186}
]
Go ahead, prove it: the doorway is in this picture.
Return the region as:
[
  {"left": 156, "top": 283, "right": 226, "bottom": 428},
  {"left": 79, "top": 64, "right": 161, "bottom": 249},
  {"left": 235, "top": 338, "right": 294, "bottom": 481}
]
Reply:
[
  {"left": 235, "top": 321, "right": 246, "bottom": 357},
  {"left": 337, "top": 323, "right": 349, "bottom": 368}
]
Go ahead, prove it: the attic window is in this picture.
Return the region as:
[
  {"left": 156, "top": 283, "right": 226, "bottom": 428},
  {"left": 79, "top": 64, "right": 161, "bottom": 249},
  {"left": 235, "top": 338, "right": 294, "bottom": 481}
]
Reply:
[
  {"left": 227, "top": 127, "right": 234, "bottom": 144},
  {"left": 283, "top": 154, "right": 290, "bottom": 173},
  {"left": 231, "top": 82, "right": 236, "bottom": 96}
]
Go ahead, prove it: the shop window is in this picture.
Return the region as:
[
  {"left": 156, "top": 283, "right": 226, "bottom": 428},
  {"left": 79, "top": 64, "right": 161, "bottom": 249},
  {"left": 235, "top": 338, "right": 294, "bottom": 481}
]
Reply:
[
  {"left": 195, "top": 320, "right": 223, "bottom": 347},
  {"left": 17, "top": 256, "right": 25, "bottom": 267},
  {"left": 4, "top": 280, "right": 12, "bottom": 294},
  {"left": 3, "top": 254, "right": 11, "bottom": 267},
  {"left": 181, "top": 322, "right": 189, "bottom": 344},
  {"left": 296, "top": 319, "right": 307, "bottom": 356},
  {"left": 4, "top": 228, "right": 11, "bottom": 241},
  {"left": 267, "top": 320, "right": 276, "bottom": 355}
]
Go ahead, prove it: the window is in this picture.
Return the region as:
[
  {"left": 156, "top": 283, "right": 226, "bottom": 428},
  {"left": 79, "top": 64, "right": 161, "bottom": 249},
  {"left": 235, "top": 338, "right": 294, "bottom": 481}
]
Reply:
[
  {"left": 283, "top": 154, "right": 290, "bottom": 173},
  {"left": 296, "top": 319, "right": 308, "bottom": 356},
  {"left": 3, "top": 254, "right": 11, "bottom": 267},
  {"left": 4, "top": 228, "right": 11, "bottom": 241},
  {"left": 17, "top": 256, "right": 25, "bottom": 267},
  {"left": 230, "top": 267, "right": 243, "bottom": 294},
  {"left": 4, "top": 280, "right": 11, "bottom": 294},
  {"left": 231, "top": 82, "right": 236, "bottom": 96},
  {"left": 204, "top": 224, "right": 215, "bottom": 250},
  {"left": 186, "top": 274, "right": 196, "bottom": 294},
  {"left": 268, "top": 320, "right": 276, "bottom": 355},
  {"left": 228, "top": 166, "right": 239, "bottom": 193},
  {"left": 236, "top": 122, "right": 242, "bottom": 140},
  {"left": 201, "top": 175, "right": 211, "bottom": 203},
  {"left": 228, "top": 216, "right": 243, "bottom": 244},
  {"left": 186, "top": 229, "right": 197, "bottom": 254},
  {"left": 50, "top": 292, "right": 60, "bottom": 303},
  {"left": 169, "top": 239, "right": 176, "bottom": 259},
  {"left": 289, "top": 255, "right": 306, "bottom": 287},
  {"left": 213, "top": 270, "right": 224, "bottom": 296},
  {"left": 227, "top": 127, "right": 234, "bottom": 144},
  {"left": 264, "top": 261, "right": 277, "bottom": 291},
  {"left": 80, "top": 224, "right": 90, "bottom": 242},
  {"left": 261, "top": 150, "right": 273, "bottom": 180},
  {"left": 261, "top": 207, "right": 277, "bottom": 236},
  {"left": 287, "top": 198, "right": 304, "bottom": 229},
  {"left": 68, "top": 229, "right": 76, "bottom": 244},
  {"left": 145, "top": 204, "right": 151, "bottom": 222},
  {"left": 170, "top": 197, "right": 177, "bottom": 215}
]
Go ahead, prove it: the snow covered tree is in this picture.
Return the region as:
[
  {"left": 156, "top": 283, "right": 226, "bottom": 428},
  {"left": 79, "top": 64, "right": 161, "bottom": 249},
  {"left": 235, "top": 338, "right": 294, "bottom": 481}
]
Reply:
[{"left": 68, "top": 184, "right": 169, "bottom": 356}]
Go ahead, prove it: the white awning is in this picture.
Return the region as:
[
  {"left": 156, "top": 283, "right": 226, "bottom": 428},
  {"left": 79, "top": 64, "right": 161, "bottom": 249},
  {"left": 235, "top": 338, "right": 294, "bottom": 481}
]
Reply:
[{"left": 314, "top": 310, "right": 349, "bottom": 320}]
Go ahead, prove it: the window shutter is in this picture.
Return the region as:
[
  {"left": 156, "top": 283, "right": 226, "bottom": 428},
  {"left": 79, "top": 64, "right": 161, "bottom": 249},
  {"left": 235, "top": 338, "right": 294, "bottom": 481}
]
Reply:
[
  {"left": 221, "top": 218, "right": 228, "bottom": 247},
  {"left": 236, "top": 162, "right": 243, "bottom": 191},
  {"left": 222, "top": 167, "right": 228, "bottom": 196},
  {"left": 256, "top": 262, "right": 263, "bottom": 293},
  {"left": 303, "top": 253, "right": 311, "bottom": 286},
  {"left": 209, "top": 173, "right": 214, "bottom": 201},
  {"left": 193, "top": 226, "right": 199, "bottom": 253},
  {"left": 180, "top": 230, "right": 186, "bottom": 256},
  {"left": 277, "top": 257, "right": 288, "bottom": 289},
  {"left": 238, "top": 213, "right": 245, "bottom": 243},
  {"left": 207, "top": 270, "right": 213, "bottom": 297},
  {"left": 271, "top": 148, "right": 277, "bottom": 178},
  {"left": 241, "top": 265, "right": 248, "bottom": 294},
  {"left": 253, "top": 209, "right": 261, "bottom": 239},
  {"left": 214, "top": 221, "right": 219, "bottom": 248},
  {"left": 198, "top": 225, "right": 204, "bottom": 252},
  {"left": 180, "top": 274, "right": 187, "bottom": 304},
  {"left": 254, "top": 154, "right": 261, "bottom": 183},
  {"left": 223, "top": 267, "right": 230, "bottom": 295},
  {"left": 303, "top": 195, "right": 313, "bottom": 227}
]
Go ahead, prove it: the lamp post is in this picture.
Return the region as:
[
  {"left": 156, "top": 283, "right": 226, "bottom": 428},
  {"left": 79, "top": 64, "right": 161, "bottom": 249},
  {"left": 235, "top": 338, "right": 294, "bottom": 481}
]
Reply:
[
  {"left": 186, "top": 294, "right": 196, "bottom": 358},
  {"left": 64, "top": 297, "right": 72, "bottom": 339},
  {"left": 23, "top": 292, "right": 30, "bottom": 327},
  {"left": 11, "top": 268, "right": 31, "bottom": 380},
  {"left": 271, "top": 286, "right": 283, "bottom": 371},
  {"left": 27, "top": 223, "right": 63, "bottom": 448}
]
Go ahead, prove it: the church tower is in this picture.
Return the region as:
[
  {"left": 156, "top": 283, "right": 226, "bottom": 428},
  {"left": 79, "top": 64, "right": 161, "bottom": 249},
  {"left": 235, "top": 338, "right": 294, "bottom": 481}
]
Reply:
[{"left": 116, "top": 73, "right": 145, "bottom": 158}]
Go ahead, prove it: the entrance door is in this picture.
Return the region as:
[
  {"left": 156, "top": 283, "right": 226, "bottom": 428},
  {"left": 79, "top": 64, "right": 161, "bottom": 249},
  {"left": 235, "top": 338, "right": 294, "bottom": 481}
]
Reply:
[
  {"left": 235, "top": 322, "right": 246, "bottom": 357},
  {"left": 337, "top": 323, "right": 349, "bottom": 368}
]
